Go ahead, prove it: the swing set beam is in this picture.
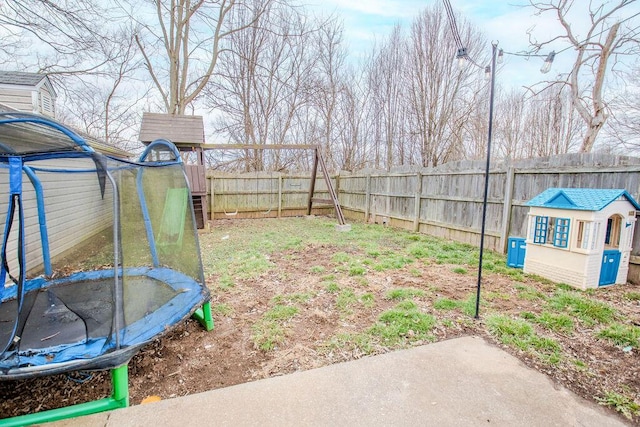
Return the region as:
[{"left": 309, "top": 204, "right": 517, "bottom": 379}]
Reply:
[{"left": 204, "top": 144, "right": 345, "bottom": 225}]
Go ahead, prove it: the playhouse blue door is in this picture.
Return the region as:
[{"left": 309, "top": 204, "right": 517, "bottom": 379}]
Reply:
[
  {"left": 507, "top": 237, "right": 526, "bottom": 268},
  {"left": 599, "top": 250, "right": 621, "bottom": 286}
]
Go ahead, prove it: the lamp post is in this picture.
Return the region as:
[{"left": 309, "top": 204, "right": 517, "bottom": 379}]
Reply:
[{"left": 473, "top": 41, "right": 498, "bottom": 319}]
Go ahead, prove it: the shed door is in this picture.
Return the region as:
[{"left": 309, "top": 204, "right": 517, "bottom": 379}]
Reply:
[{"left": 599, "top": 250, "right": 621, "bottom": 286}]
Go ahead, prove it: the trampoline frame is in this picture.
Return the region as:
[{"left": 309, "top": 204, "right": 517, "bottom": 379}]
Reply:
[{"left": 0, "top": 114, "right": 213, "bottom": 426}]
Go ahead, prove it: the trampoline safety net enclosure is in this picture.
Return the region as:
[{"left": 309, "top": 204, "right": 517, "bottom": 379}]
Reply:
[{"left": 0, "top": 112, "right": 210, "bottom": 380}]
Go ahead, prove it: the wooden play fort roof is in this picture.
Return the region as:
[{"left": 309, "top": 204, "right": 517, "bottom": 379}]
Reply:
[{"left": 139, "top": 112, "right": 204, "bottom": 146}]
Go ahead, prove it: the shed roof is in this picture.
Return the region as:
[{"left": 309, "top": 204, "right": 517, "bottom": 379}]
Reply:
[
  {"left": 0, "top": 71, "right": 47, "bottom": 86},
  {"left": 139, "top": 113, "right": 204, "bottom": 146},
  {"left": 526, "top": 188, "right": 640, "bottom": 211}
]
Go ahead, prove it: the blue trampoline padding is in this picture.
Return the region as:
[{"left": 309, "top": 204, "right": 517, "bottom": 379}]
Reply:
[{"left": 0, "top": 267, "right": 208, "bottom": 371}]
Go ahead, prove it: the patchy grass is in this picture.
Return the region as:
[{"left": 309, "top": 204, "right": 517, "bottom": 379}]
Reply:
[
  {"left": 597, "top": 389, "right": 640, "bottom": 421},
  {"left": 433, "top": 298, "right": 458, "bottom": 310},
  {"left": 310, "top": 265, "right": 325, "bottom": 274},
  {"left": 623, "top": 292, "right": 640, "bottom": 302},
  {"left": 547, "top": 290, "right": 617, "bottom": 326},
  {"left": 271, "top": 292, "right": 314, "bottom": 305},
  {"left": 597, "top": 323, "right": 640, "bottom": 348},
  {"left": 486, "top": 314, "right": 562, "bottom": 364},
  {"left": 369, "top": 301, "right": 436, "bottom": 346},
  {"left": 251, "top": 305, "right": 299, "bottom": 350},
  {"left": 385, "top": 288, "right": 426, "bottom": 301},
  {"left": 514, "top": 284, "right": 547, "bottom": 301},
  {"left": 452, "top": 267, "right": 467, "bottom": 275},
  {"left": 194, "top": 218, "right": 640, "bottom": 424},
  {"left": 533, "top": 311, "right": 575, "bottom": 334},
  {"left": 212, "top": 303, "right": 233, "bottom": 316}
]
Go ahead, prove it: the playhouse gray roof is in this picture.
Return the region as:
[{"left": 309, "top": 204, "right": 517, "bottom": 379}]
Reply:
[{"left": 526, "top": 188, "right": 640, "bottom": 211}]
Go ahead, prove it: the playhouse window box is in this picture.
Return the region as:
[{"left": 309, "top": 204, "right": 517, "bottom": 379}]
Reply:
[{"left": 530, "top": 215, "right": 570, "bottom": 248}]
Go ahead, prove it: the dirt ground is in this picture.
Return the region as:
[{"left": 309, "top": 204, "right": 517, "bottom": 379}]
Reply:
[{"left": 1, "top": 217, "right": 640, "bottom": 424}]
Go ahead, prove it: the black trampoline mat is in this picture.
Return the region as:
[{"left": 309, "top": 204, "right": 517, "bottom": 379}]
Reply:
[{"left": 0, "top": 276, "right": 178, "bottom": 352}]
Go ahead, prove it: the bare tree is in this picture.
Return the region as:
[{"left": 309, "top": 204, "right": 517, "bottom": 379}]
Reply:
[
  {"left": 312, "top": 18, "right": 347, "bottom": 170},
  {"left": 131, "top": 0, "right": 275, "bottom": 115},
  {"left": 366, "top": 25, "right": 408, "bottom": 170},
  {"left": 0, "top": 1, "right": 121, "bottom": 72},
  {"left": 406, "top": 3, "right": 487, "bottom": 167},
  {"left": 528, "top": 0, "right": 640, "bottom": 152},
  {"left": 519, "top": 84, "right": 581, "bottom": 157},
  {"left": 208, "top": 2, "right": 320, "bottom": 171},
  {"left": 495, "top": 90, "right": 527, "bottom": 160},
  {"left": 607, "top": 62, "right": 640, "bottom": 151}
]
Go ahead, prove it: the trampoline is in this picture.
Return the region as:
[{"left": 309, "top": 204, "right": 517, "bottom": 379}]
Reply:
[{"left": 0, "top": 113, "right": 212, "bottom": 424}]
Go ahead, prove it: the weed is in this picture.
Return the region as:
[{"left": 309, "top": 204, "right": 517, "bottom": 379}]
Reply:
[
  {"left": 433, "top": 298, "right": 458, "bottom": 310},
  {"left": 372, "top": 253, "right": 413, "bottom": 271},
  {"left": 322, "top": 332, "right": 374, "bottom": 355},
  {"left": 264, "top": 305, "right": 299, "bottom": 321},
  {"left": 251, "top": 321, "right": 285, "bottom": 351},
  {"left": 534, "top": 311, "right": 574, "bottom": 334},
  {"left": 556, "top": 283, "right": 574, "bottom": 291},
  {"left": 624, "top": 292, "right": 640, "bottom": 302},
  {"left": 216, "top": 274, "right": 235, "bottom": 291},
  {"left": 442, "top": 319, "right": 454, "bottom": 328},
  {"left": 360, "top": 292, "right": 375, "bottom": 308},
  {"left": 409, "top": 268, "right": 423, "bottom": 277},
  {"left": 385, "top": 288, "right": 425, "bottom": 300},
  {"left": 324, "top": 281, "right": 340, "bottom": 293},
  {"left": 597, "top": 323, "right": 640, "bottom": 348},
  {"left": 484, "top": 291, "right": 510, "bottom": 301},
  {"left": 452, "top": 267, "right": 467, "bottom": 274},
  {"left": 461, "top": 294, "right": 481, "bottom": 317},
  {"left": 310, "top": 265, "right": 325, "bottom": 274},
  {"left": 212, "top": 303, "right": 233, "bottom": 316},
  {"left": 407, "top": 243, "right": 430, "bottom": 259},
  {"left": 336, "top": 288, "right": 358, "bottom": 315},
  {"left": 349, "top": 265, "right": 367, "bottom": 276},
  {"left": 332, "top": 252, "right": 351, "bottom": 264},
  {"left": 597, "top": 389, "right": 640, "bottom": 420},
  {"left": 366, "top": 248, "right": 381, "bottom": 257},
  {"left": 519, "top": 311, "right": 536, "bottom": 321},
  {"left": 514, "top": 284, "right": 546, "bottom": 301},
  {"left": 271, "top": 293, "right": 314, "bottom": 305},
  {"left": 251, "top": 305, "right": 299, "bottom": 351},
  {"left": 571, "top": 359, "right": 588, "bottom": 370}
]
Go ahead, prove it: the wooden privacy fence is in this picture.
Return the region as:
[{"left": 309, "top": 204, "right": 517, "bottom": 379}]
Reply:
[
  {"left": 208, "top": 172, "right": 336, "bottom": 219},
  {"left": 205, "top": 154, "right": 640, "bottom": 256}
]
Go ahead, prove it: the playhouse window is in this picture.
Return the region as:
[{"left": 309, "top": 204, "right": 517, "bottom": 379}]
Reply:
[
  {"left": 605, "top": 216, "right": 622, "bottom": 248},
  {"left": 532, "top": 215, "right": 570, "bottom": 248},
  {"left": 533, "top": 216, "right": 548, "bottom": 243},
  {"left": 576, "top": 221, "right": 591, "bottom": 250}
]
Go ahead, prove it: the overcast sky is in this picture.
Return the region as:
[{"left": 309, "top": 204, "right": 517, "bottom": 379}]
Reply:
[{"left": 307, "top": 0, "right": 640, "bottom": 89}]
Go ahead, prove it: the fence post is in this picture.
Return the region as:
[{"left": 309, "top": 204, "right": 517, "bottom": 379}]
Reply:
[
  {"left": 499, "top": 166, "right": 515, "bottom": 254},
  {"left": 364, "top": 174, "right": 371, "bottom": 222},
  {"left": 385, "top": 174, "right": 391, "bottom": 219},
  {"left": 413, "top": 171, "right": 422, "bottom": 232},
  {"left": 277, "top": 174, "right": 283, "bottom": 218},
  {"left": 209, "top": 176, "right": 215, "bottom": 221}
]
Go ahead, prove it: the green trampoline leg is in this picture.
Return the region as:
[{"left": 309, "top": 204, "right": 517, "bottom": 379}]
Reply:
[
  {"left": 0, "top": 365, "right": 129, "bottom": 427},
  {"left": 192, "top": 301, "right": 214, "bottom": 331}
]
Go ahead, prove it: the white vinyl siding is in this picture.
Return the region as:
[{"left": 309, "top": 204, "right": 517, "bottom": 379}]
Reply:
[
  {"left": 0, "top": 88, "right": 34, "bottom": 113},
  {"left": 1, "top": 158, "right": 113, "bottom": 287}
]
